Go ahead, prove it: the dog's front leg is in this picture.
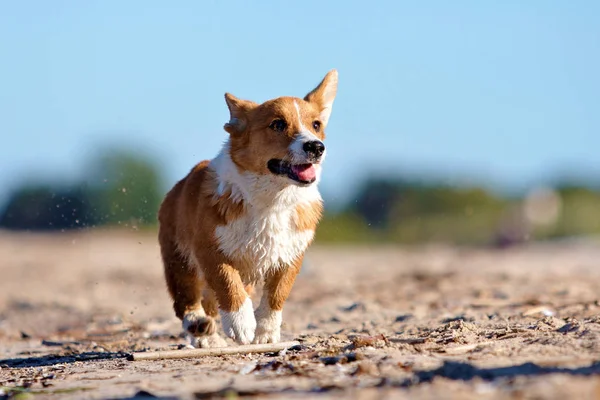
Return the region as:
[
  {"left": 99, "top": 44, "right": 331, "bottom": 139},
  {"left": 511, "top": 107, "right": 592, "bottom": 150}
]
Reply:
[
  {"left": 254, "top": 258, "right": 302, "bottom": 344},
  {"left": 204, "top": 262, "right": 256, "bottom": 344}
]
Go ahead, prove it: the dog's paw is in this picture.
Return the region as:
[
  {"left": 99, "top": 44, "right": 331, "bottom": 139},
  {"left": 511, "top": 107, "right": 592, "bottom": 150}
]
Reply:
[
  {"left": 253, "top": 309, "right": 282, "bottom": 344},
  {"left": 219, "top": 298, "right": 256, "bottom": 345},
  {"left": 192, "top": 333, "right": 229, "bottom": 348},
  {"left": 183, "top": 310, "right": 217, "bottom": 336},
  {"left": 253, "top": 327, "right": 281, "bottom": 344}
]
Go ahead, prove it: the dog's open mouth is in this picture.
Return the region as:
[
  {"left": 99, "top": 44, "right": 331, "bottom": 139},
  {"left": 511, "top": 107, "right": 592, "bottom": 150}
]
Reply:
[{"left": 267, "top": 159, "right": 317, "bottom": 184}]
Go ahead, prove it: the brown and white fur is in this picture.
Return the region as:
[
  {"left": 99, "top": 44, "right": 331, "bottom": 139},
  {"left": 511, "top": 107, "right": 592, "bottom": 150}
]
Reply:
[{"left": 158, "top": 70, "right": 338, "bottom": 347}]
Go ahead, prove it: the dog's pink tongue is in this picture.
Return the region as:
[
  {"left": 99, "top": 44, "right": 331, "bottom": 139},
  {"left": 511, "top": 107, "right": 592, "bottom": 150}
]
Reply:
[{"left": 292, "top": 164, "right": 316, "bottom": 181}]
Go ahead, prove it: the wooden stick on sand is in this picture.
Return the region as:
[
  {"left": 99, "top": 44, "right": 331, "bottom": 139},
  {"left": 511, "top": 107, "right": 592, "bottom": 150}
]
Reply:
[{"left": 128, "top": 340, "right": 300, "bottom": 361}]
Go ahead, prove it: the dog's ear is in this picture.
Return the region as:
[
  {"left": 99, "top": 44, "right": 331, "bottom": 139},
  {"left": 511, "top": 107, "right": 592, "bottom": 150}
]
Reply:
[
  {"left": 224, "top": 93, "right": 258, "bottom": 135},
  {"left": 304, "top": 69, "right": 338, "bottom": 126}
]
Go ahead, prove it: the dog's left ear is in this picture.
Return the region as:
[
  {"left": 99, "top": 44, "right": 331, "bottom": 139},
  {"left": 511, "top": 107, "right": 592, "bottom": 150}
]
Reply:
[
  {"left": 304, "top": 69, "right": 338, "bottom": 126},
  {"left": 224, "top": 93, "right": 258, "bottom": 135}
]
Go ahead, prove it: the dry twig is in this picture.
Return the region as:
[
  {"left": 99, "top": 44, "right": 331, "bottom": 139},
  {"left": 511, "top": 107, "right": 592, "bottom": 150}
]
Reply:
[{"left": 128, "top": 341, "right": 300, "bottom": 361}]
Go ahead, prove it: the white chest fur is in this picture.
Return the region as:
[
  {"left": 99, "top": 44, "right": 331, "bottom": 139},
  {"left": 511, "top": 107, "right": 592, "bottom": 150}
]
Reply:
[
  {"left": 210, "top": 142, "right": 321, "bottom": 277},
  {"left": 215, "top": 203, "right": 315, "bottom": 275}
]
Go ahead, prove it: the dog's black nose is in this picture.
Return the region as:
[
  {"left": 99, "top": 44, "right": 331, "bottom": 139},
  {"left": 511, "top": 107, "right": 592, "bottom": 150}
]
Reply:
[{"left": 303, "top": 140, "right": 325, "bottom": 158}]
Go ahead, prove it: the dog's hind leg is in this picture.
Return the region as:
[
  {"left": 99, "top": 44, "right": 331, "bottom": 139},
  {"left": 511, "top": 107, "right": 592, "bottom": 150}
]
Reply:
[{"left": 160, "top": 238, "right": 227, "bottom": 348}]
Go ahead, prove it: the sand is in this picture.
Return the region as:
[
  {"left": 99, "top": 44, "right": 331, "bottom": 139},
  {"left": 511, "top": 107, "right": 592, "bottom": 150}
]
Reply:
[{"left": 1, "top": 230, "right": 600, "bottom": 399}]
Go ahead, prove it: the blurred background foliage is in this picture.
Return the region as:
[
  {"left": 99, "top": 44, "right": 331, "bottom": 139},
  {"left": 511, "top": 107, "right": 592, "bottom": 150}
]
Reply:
[
  {"left": 0, "top": 148, "right": 162, "bottom": 232},
  {"left": 1, "top": 145, "right": 598, "bottom": 248}
]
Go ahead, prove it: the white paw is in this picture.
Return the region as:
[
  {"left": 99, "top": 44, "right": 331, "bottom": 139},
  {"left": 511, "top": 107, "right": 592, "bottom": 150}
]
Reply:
[
  {"left": 253, "top": 326, "right": 281, "bottom": 344},
  {"left": 253, "top": 308, "right": 282, "bottom": 344},
  {"left": 219, "top": 297, "right": 256, "bottom": 344},
  {"left": 192, "top": 333, "right": 229, "bottom": 348}
]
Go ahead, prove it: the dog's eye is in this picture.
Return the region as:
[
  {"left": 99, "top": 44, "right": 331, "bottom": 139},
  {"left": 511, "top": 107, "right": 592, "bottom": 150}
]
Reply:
[
  {"left": 269, "top": 119, "right": 287, "bottom": 132},
  {"left": 312, "top": 121, "right": 321, "bottom": 132}
]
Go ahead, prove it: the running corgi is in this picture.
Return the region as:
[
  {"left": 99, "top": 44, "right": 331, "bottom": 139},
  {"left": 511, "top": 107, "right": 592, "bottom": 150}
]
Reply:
[{"left": 158, "top": 70, "right": 338, "bottom": 347}]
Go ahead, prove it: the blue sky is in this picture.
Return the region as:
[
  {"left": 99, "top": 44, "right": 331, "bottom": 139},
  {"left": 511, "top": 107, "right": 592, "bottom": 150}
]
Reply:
[{"left": 1, "top": 1, "right": 599, "bottom": 207}]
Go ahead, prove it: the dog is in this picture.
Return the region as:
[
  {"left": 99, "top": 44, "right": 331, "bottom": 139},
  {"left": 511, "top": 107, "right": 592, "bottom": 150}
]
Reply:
[{"left": 158, "top": 70, "right": 338, "bottom": 347}]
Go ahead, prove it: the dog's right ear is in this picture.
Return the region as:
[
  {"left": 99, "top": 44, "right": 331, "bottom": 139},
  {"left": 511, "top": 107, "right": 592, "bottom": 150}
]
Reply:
[{"left": 224, "top": 93, "right": 257, "bottom": 135}]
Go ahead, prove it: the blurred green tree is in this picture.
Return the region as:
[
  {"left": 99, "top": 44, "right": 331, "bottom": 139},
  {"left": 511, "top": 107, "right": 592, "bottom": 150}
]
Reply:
[
  {"left": 0, "top": 147, "right": 163, "bottom": 231},
  {"left": 85, "top": 149, "right": 163, "bottom": 228}
]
